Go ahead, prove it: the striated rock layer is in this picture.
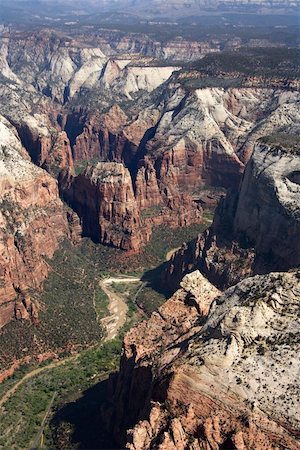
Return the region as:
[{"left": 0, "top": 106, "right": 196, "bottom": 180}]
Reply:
[
  {"left": 61, "top": 85, "right": 300, "bottom": 209},
  {"left": 61, "top": 162, "right": 145, "bottom": 251},
  {"left": 0, "top": 116, "right": 71, "bottom": 328},
  {"left": 165, "top": 138, "right": 300, "bottom": 290},
  {"left": 61, "top": 161, "right": 202, "bottom": 251},
  {"left": 105, "top": 270, "right": 300, "bottom": 449},
  {"left": 1, "top": 36, "right": 300, "bottom": 259}
]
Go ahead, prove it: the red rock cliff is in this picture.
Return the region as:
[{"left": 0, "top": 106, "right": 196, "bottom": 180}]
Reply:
[
  {"left": 0, "top": 116, "right": 70, "bottom": 328},
  {"left": 61, "top": 162, "right": 146, "bottom": 251},
  {"left": 164, "top": 138, "right": 300, "bottom": 291}
]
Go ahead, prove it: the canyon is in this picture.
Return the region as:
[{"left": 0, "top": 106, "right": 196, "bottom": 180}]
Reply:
[
  {"left": 0, "top": 115, "right": 72, "bottom": 328},
  {"left": 0, "top": 19, "right": 299, "bottom": 450},
  {"left": 101, "top": 134, "right": 300, "bottom": 449},
  {"left": 0, "top": 27, "right": 299, "bottom": 334}
]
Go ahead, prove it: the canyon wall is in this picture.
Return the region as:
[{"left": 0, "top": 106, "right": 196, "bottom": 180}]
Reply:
[
  {"left": 0, "top": 116, "right": 71, "bottom": 328},
  {"left": 61, "top": 160, "right": 203, "bottom": 251},
  {"left": 62, "top": 85, "right": 300, "bottom": 199},
  {"left": 61, "top": 162, "right": 146, "bottom": 251},
  {"left": 1, "top": 34, "right": 299, "bottom": 243},
  {"left": 105, "top": 269, "right": 300, "bottom": 449},
  {"left": 1, "top": 30, "right": 299, "bottom": 326},
  {"left": 165, "top": 137, "right": 300, "bottom": 290}
]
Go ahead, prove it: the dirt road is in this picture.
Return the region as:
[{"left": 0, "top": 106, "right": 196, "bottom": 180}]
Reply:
[{"left": 0, "top": 354, "right": 78, "bottom": 409}]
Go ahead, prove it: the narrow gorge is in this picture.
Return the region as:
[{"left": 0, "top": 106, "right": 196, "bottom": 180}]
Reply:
[{"left": 0, "top": 12, "right": 299, "bottom": 450}]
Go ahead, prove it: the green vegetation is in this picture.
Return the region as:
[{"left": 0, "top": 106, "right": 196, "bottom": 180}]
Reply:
[
  {"left": 119, "top": 222, "right": 208, "bottom": 273},
  {"left": 109, "top": 279, "right": 165, "bottom": 317},
  {"left": 109, "top": 281, "right": 143, "bottom": 318},
  {"left": 189, "top": 48, "right": 300, "bottom": 77},
  {"left": 203, "top": 209, "right": 215, "bottom": 224},
  {"left": 0, "top": 239, "right": 109, "bottom": 371},
  {"left": 259, "top": 133, "right": 300, "bottom": 155},
  {"left": 179, "top": 48, "right": 300, "bottom": 89},
  {"left": 0, "top": 364, "right": 33, "bottom": 399},
  {"left": 0, "top": 338, "right": 123, "bottom": 449},
  {"left": 74, "top": 156, "right": 106, "bottom": 175},
  {"left": 0, "top": 215, "right": 215, "bottom": 448},
  {"left": 94, "top": 289, "right": 109, "bottom": 322},
  {"left": 75, "top": 221, "right": 211, "bottom": 275},
  {"left": 140, "top": 205, "right": 163, "bottom": 220},
  {"left": 76, "top": 15, "right": 299, "bottom": 47},
  {"left": 135, "top": 285, "right": 166, "bottom": 316},
  {"left": 0, "top": 218, "right": 213, "bottom": 370}
]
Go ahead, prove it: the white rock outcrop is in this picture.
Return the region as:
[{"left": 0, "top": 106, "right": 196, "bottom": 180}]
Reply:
[{"left": 192, "top": 271, "right": 300, "bottom": 431}]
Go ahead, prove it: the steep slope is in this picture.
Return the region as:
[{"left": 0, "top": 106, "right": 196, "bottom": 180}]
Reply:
[
  {"left": 165, "top": 135, "right": 300, "bottom": 290},
  {"left": 1, "top": 33, "right": 299, "bottom": 258},
  {"left": 63, "top": 81, "right": 300, "bottom": 203},
  {"left": 106, "top": 270, "right": 300, "bottom": 449},
  {"left": 0, "top": 75, "right": 74, "bottom": 176},
  {"left": 2, "top": 34, "right": 299, "bottom": 212},
  {"left": 0, "top": 116, "right": 70, "bottom": 328},
  {"left": 61, "top": 162, "right": 146, "bottom": 251},
  {"left": 3, "top": 30, "right": 181, "bottom": 103},
  {"left": 60, "top": 160, "right": 202, "bottom": 250}
]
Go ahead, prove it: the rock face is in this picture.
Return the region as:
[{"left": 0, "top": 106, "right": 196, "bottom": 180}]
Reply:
[
  {"left": 0, "top": 29, "right": 299, "bottom": 298},
  {"left": 165, "top": 138, "right": 300, "bottom": 290},
  {"left": 61, "top": 161, "right": 203, "bottom": 251},
  {"left": 62, "top": 84, "right": 300, "bottom": 205},
  {"left": 61, "top": 162, "right": 145, "bottom": 251},
  {"left": 0, "top": 73, "right": 75, "bottom": 178},
  {"left": 1, "top": 33, "right": 299, "bottom": 259},
  {"left": 233, "top": 140, "right": 300, "bottom": 270},
  {"left": 102, "top": 62, "right": 181, "bottom": 100},
  {"left": 3, "top": 29, "right": 182, "bottom": 104},
  {"left": 0, "top": 116, "right": 69, "bottom": 328},
  {"left": 106, "top": 270, "right": 300, "bottom": 449}
]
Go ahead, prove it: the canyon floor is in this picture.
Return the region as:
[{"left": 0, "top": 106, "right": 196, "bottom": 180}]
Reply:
[{"left": 0, "top": 218, "right": 212, "bottom": 449}]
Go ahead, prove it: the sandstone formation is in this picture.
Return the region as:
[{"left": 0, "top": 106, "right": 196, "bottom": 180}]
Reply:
[
  {"left": 61, "top": 83, "right": 300, "bottom": 204},
  {"left": 1, "top": 32, "right": 299, "bottom": 235},
  {"left": 165, "top": 136, "right": 300, "bottom": 290},
  {"left": 0, "top": 74, "right": 75, "bottom": 177},
  {"left": 61, "top": 161, "right": 203, "bottom": 251},
  {"left": 3, "top": 29, "right": 183, "bottom": 104},
  {"left": 106, "top": 270, "right": 300, "bottom": 449},
  {"left": 0, "top": 115, "right": 70, "bottom": 328},
  {"left": 0, "top": 29, "right": 299, "bottom": 329},
  {"left": 61, "top": 162, "right": 146, "bottom": 251},
  {"left": 3, "top": 30, "right": 298, "bottom": 189}
]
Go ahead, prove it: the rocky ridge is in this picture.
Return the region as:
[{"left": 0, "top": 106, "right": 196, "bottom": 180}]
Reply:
[
  {"left": 58, "top": 82, "right": 300, "bottom": 250},
  {"left": 1, "top": 35, "right": 299, "bottom": 212},
  {"left": 106, "top": 269, "right": 300, "bottom": 449},
  {"left": 3, "top": 30, "right": 182, "bottom": 103},
  {"left": 0, "top": 31, "right": 299, "bottom": 327},
  {"left": 63, "top": 82, "right": 300, "bottom": 195},
  {"left": 61, "top": 162, "right": 145, "bottom": 250},
  {"left": 61, "top": 160, "right": 202, "bottom": 250}
]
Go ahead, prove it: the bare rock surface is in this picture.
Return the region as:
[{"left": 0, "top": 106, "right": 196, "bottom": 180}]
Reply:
[
  {"left": 0, "top": 115, "right": 69, "bottom": 328},
  {"left": 61, "top": 162, "right": 145, "bottom": 250},
  {"left": 165, "top": 138, "right": 300, "bottom": 290},
  {"left": 106, "top": 270, "right": 300, "bottom": 449}
]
